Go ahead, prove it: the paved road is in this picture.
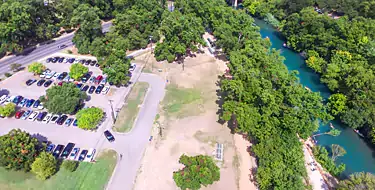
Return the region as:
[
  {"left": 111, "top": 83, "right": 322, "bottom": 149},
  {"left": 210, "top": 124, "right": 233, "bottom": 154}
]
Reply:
[{"left": 0, "top": 22, "right": 112, "bottom": 74}]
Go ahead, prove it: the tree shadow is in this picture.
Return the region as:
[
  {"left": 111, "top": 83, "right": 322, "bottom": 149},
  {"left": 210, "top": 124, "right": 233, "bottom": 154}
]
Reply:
[
  {"left": 215, "top": 51, "right": 229, "bottom": 62},
  {"left": 0, "top": 89, "right": 10, "bottom": 96},
  {"left": 15, "top": 46, "right": 37, "bottom": 56},
  {"left": 215, "top": 75, "right": 226, "bottom": 125}
]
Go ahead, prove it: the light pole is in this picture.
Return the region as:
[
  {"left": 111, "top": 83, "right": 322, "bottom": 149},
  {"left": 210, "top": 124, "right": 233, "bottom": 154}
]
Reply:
[{"left": 149, "top": 35, "right": 154, "bottom": 71}]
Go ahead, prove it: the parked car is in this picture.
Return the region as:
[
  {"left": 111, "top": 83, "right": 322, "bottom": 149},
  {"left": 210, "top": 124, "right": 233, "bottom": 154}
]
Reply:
[
  {"left": 84, "top": 148, "right": 96, "bottom": 162},
  {"left": 57, "top": 72, "right": 67, "bottom": 80},
  {"left": 52, "top": 144, "right": 65, "bottom": 158},
  {"left": 69, "top": 58, "right": 75, "bottom": 63},
  {"left": 28, "top": 111, "right": 39, "bottom": 121},
  {"left": 13, "top": 96, "right": 23, "bottom": 104},
  {"left": 76, "top": 83, "right": 83, "bottom": 89},
  {"left": 69, "top": 147, "right": 80, "bottom": 160},
  {"left": 63, "top": 75, "right": 70, "bottom": 82},
  {"left": 36, "top": 111, "right": 47, "bottom": 121},
  {"left": 79, "top": 59, "right": 86, "bottom": 64},
  {"left": 95, "top": 84, "right": 104, "bottom": 94},
  {"left": 88, "top": 86, "right": 96, "bottom": 94},
  {"left": 81, "top": 73, "right": 91, "bottom": 83},
  {"left": 129, "top": 63, "right": 136, "bottom": 71},
  {"left": 100, "top": 77, "right": 107, "bottom": 85},
  {"left": 44, "top": 80, "right": 53, "bottom": 87},
  {"left": 46, "top": 58, "right": 52, "bottom": 63},
  {"left": 0, "top": 95, "right": 8, "bottom": 104},
  {"left": 81, "top": 85, "right": 89, "bottom": 92},
  {"left": 90, "top": 60, "right": 96, "bottom": 66},
  {"left": 58, "top": 81, "right": 64, "bottom": 86},
  {"left": 15, "top": 110, "right": 25, "bottom": 119},
  {"left": 38, "top": 103, "right": 44, "bottom": 110},
  {"left": 89, "top": 76, "right": 96, "bottom": 83},
  {"left": 50, "top": 115, "right": 60, "bottom": 124},
  {"left": 42, "top": 113, "right": 53, "bottom": 123},
  {"left": 73, "top": 119, "right": 78, "bottom": 127},
  {"left": 101, "top": 86, "right": 110, "bottom": 95},
  {"left": 19, "top": 98, "right": 28, "bottom": 107},
  {"left": 78, "top": 150, "right": 88, "bottom": 161},
  {"left": 56, "top": 115, "right": 68, "bottom": 125},
  {"left": 26, "top": 79, "right": 36, "bottom": 86},
  {"left": 51, "top": 57, "right": 59, "bottom": 63},
  {"left": 33, "top": 100, "right": 40, "bottom": 108},
  {"left": 65, "top": 118, "right": 74, "bottom": 126},
  {"left": 58, "top": 57, "right": 64, "bottom": 63},
  {"left": 95, "top": 75, "right": 103, "bottom": 84},
  {"left": 85, "top": 60, "right": 91, "bottom": 65},
  {"left": 46, "top": 144, "right": 55, "bottom": 153},
  {"left": 61, "top": 143, "right": 75, "bottom": 159},
  {"left": 6, "top": 96, "right": 16, "bottom": 104},
  {"left": 45, "top": 71, "right": 56, "bottom": 79},
  {"left": 37, "top": 79, "right": 46, "bottom": 86},
  {"left": 104, "top": 130, "right": 115, "bottom": 142},
  {"left": 26, "top": 99, "right": 35, "bottom": 107},
  {"left": 21, "top": 110, "right": 32, "bottom": 120}
]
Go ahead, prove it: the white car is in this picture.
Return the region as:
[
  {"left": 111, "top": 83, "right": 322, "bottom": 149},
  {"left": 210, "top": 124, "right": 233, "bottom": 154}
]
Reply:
[
  {"left": 28, "top": 111, "right": 39, "bottom": 121},
  {"left": 40, "top": 73, "right": 46, "bottom": 78},
  {"left": 53, "top": 72, "right": 60, "bottom": 79},
  {"left": 74, "top": 59, "right": 80, "bottom": 63},
  {"left": 42, "top": 113, "right": 53, "bottom": 123},
  {"left": 69, "top": 148, "right": 80, "bottom": 160},
  {"left": 37, "top": 103, "right": 44, "bottom": 110},
  {"left": 129, "top": 63, "right": 136, "bottom": 71},
  {"left": 6, "top": 96, "right": 16, "bottom": 103},
  {"left": 84, "top": 148, "right": 96, "bottom": 162},
  {"left": 89, "top": 76, "right": 96, "bottom": 83},
  {"left": 0, "top": 95, "right": 8, "bottom": 104},
  {"left": 64, "top": 58, "right": 70, "bottom": 63},
  {"left": 101, "top": 86, "right": 110, "bottom": 95},
  {"left": 46, "top": 71, "right": 56, "bottom": 79},
  {"left": 63, "top": 75, "right": 70, "bottom": 82},
  {"left": 100, "top": 77, "right": 107, "bottom": 85}
]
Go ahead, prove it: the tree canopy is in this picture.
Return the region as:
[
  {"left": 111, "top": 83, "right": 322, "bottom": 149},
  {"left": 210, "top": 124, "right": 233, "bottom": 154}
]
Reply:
[
  {"left": 0, "top": 103, "right": 16, "bottom": 117},
  {"left": 69, "top": 63, "right": 89, "bottom": 80},
  {"left": 76, "top": 107, "right": 104, "bottom": 130},
  {"left": 338, "top": 172, "right": 375, "bottom": 190},
  {"left": 31, "top": 152, "right": 57, "bottom": 180},
  {"left": 0, "top": 129, "right": 41, "bottom": 171},
  {"left": 28, "top": 62, "right": 46, "bottom": 75},
  {"left": 44, "top": 83, "right": 87, "bottom": 114},
  {"left": 173, "top": 154, "right": 220, "bottom": 190}
]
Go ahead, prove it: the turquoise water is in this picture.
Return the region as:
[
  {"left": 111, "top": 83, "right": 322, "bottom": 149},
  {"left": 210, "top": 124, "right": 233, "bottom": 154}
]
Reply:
[{"left": 254, "top": 18, "right": 375, "bottom": 178}]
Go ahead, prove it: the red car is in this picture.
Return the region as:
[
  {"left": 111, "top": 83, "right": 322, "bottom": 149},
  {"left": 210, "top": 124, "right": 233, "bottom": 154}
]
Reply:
[
  {"left": 95, "top": 75, "right": 103, "bottom": 84},
  {"left": 58, "top": 81, "right": 64, "bottom": 86},
  {"left": 15, "top": 110, "right": 25, "bottom": 119}
]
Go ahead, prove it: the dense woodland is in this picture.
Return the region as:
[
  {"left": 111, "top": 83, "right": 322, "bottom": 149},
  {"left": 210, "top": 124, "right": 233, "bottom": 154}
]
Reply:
[
  {"left": 3, "top": 0, "right": 375, "bottom": 189},
  {"left": 243, "top": 0, "right": 375, "bottom": 144}
]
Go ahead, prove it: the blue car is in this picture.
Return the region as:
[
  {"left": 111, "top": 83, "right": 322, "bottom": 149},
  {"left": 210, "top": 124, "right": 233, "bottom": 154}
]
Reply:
[
  {"left": 46, "top": 144, "right": 55, "bottom": 153},
  {"left": 26, "top": 99, "right": 35, "bottom": 108},
  {"left": 19, "top": 98, "right": 28, "bottom": 107},
  {"left": 33, "top": 100, "right": 40, "bottom": 108},
  {"left": 13, "top": 96, "right": 23, "bottom": 104},
  {"left": 73, "top": 119, "right": 78, "bottom": 127}
]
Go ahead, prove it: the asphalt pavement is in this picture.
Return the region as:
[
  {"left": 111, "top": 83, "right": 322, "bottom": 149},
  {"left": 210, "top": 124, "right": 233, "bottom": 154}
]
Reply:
[{"left": 0, "top": 22, "right": 112, "bottom": 75}]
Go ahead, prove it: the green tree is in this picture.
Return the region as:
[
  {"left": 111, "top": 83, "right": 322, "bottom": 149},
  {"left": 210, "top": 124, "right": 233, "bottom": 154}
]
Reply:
[
  {"left": 103, "top": 49, "right": 131, "bottom": 86},
  {"left": 173, "top": 154, "right": 220, "bottom": 190},
  {"left": 69, "top": 63, "right": 89, "bottom": 80},
  {"left": 338, "top": 172, "right": 375, "bottom": 190},
  {"left": 313, "top": 146, "right": 346, "bottom": 176},
  {"left": 0, "top": 129, "right": 40, "bottom": 171},
  {"left": 44, "top": 83, "right": 87, "bottom": 114},
  {"left": 305, "top": 50, "right": 327, "bottom": 73},
  {"left": 312, "top": 128, "right": 341, "bottom": 137},
  {"left": 76, "top": 107, "right": 104, "bottom": 130},
  {"left": 10, "top": 63, "right": 22, "bottom": 72},
  {"left": 331, "top": 144, "right": 346, "bottom": 161},
  {"left": 327, "top": 93, "right": 347, "bottom": 116},
  {"left": 61, "top": 160, "right": 78, "bottom": 172},
  {"left": 28, "top": 62, "right": 46, "bottom": 75},
  {"left": 31, "top": 152, "right": 57, "bottom": 180},
  {"left": 0, "top": 103, "right": 16, "bottom": 117}
]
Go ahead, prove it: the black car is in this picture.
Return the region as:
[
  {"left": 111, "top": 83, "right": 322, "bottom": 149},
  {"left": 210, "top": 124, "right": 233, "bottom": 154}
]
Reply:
[
  {"left": 81, "top": 73, "right": 91, "bottom": 83},
  {"left": 33, "top": 100, "right": 40, "bottom": 108},
  {"left": 37, "top": 79, "right": 46, "bottom": 86},
  {"left": 81, "top": 85, "right": 89, "bottom": 92},
  {"left": 44, "top": 80, "right": 53, "bottom": 87},
  {"left": 52, "top": 57, "right": 59, "bottom": 63},
  {"left": 52, "top": 144, "right": 65, "bottom": 158},
  {"left": 104, "top": 130, "right": 115, "bottom": 142},
  {"left": 88, "top": 86, "right": 96, "bottom": 94},
  {"left": 76, "top": 83, "right": 83, "bottom": 88},
  {"left": 46, "top": 58, "right": 52, "bottom": 63},
  {"left": 57, "top": 44, "right": 67, "bottom": 49},
  {"left": 26, "top": 79, "right": 36, "bottom": 86},
  {"left": 69, "top": 58, "right": 75, "bottom": 63},
  {"left": 61, "top": 143, "right": 75, "bottom": 159},
  {"left": 56, "top": 115, "right": 68, "bottom": 125},
  {"left": 79, "top": 59, "right": 86, "bottom": 64},
  {"left": 95, "top": 63, "right": 100, "bottom": 67},
  {"left": 95, "top": 84, "right": 104, "bottom": 94},
  {"left": 78, "top": 150, "right": 88, "bottom": 161},
  {"left": 85, "top": 60, "right": 91, "bottom": 65},
  {"left": 58, "top": 57, "right": 64, "bottom": 63},
  {"left": 57, "top": 72, "right": 67, "bottom": 80},
  {"left": 90, "top": 60, "right": 96, "bottom": 66},
  {"left": 36, "top": 112, "right": 47, "bottom": 121}
]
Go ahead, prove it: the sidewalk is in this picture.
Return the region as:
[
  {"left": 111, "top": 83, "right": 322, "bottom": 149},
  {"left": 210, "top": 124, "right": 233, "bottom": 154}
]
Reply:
[{"left": 303, "top": 145, "right": 329, "bottom": 190}]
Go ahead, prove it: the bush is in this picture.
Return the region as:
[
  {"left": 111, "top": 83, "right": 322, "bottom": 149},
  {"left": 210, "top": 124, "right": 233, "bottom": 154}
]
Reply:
[
  {"left": 4, "top": 72, "right": 12, "bottom": 77},
  {"left": 0, "top": 103, "right": 16, "bottom": 117},
  {"left": 67, "top": 50, "right": 73, "bottom": 54},
  {"left": 167, "top": 54, "right": 175, "bottom": 63},
  {"left": 31, "top": 152, "right": 57, "bottom": 180},
  {"left": 28, "top": 62, "right": 46, "bottom": 75},
  {"left": 62, "top": 160, "right": 78, "bottom": 172},
  {"left": 76, "top": 107, "right": 104, "bottom": 130}
]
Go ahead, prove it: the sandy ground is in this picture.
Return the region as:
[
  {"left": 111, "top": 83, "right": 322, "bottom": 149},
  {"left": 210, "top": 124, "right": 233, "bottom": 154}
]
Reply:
[{"left": 133, "top": 38, "right": 258, "bottom": 190}]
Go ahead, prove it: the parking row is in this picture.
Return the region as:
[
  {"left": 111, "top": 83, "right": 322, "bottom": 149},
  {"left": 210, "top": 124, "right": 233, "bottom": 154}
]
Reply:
[
  {"left": 46, "top": 142, "right": 96, "bottom": 162},
  {"left": 46, "top": 56, "right": 99, "bottom": 67}
]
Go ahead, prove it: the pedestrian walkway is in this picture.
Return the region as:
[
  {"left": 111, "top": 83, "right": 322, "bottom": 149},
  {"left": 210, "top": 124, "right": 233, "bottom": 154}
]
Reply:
[{"left": 303, "top": 145, "right": 329, "bottom": 190}]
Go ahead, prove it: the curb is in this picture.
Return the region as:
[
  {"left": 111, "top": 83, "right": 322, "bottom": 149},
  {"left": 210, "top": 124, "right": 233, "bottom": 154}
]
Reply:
[{"left": 104, "top": 150, "right": 121, "bottom": 190}]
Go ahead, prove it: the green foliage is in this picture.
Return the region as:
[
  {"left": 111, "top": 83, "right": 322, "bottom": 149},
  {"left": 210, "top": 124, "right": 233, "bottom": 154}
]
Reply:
[
  {"left": 173, "top": 154, "right": 220, "bottom": 190},
  {"left": 312, "top": 146, "right": 346, "bottom": 176},
  {"left": 331, "top": 144, "right": 346, "bottom": 161},
  {"left": 0, "top": 103, "right": 16, "bottom": 117},
  {"left": 27, "top": 62, "right": 46, "bottom": 75},
  {"left": 44, "top": 83, "right": 87, "bottom": 114},
  {"left": 102, "top": 49, "right": 131, "bottom": 86},
  {"left": 337, "top": 172, "right": 375, "bottom": 190},
  {"left": 327, "top": 93, "right": 347, "bottom": 116},
  {"left": 328, "top": 128, "right": 341, "bottom": 136},
  {"left": 264, "top": 13, "right": 280, "bottom": 28},
  {"left": 10, "top": 63, "right": 22, "bottom": 72},
  {"left": 76, "top": 107, "right": 104, "bottom": 130},
  {"left": 4, "top": 73, "right": 12, "bottom": 78},
  {"left": 0, "top": 129, "right": 40, "bottom": 171},
  {"left": 69, "top": 63, "right": 89, "bottom": 80},
  {"left": 61, "top": 160, "right": 78, "bottom": 172},
  {"left": 31, "top": 152, "right": 57, "bottom": 180}
]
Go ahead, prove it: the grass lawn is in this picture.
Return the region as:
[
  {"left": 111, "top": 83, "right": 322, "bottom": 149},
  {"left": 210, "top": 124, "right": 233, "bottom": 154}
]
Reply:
[
  {"left": 113, "top": 82, "right": 149, "bottom": 133},
  {"left": 0, "top": 149, "right": 117, "bottom": 190},
  {"left": 162, "top": 84, "right": 201, "bottom": 116}
]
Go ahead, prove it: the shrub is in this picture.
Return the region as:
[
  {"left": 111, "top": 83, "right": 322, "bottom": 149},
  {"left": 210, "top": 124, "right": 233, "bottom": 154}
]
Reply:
[
  {"left": 62, "top": 160, "right": 78, "bottom": 172},
  {"left": 31, "top": 152, "right": 57, "bottom": 180},
  {"left": 4, "top": 72, "right": 12, "bottom": 77}
]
